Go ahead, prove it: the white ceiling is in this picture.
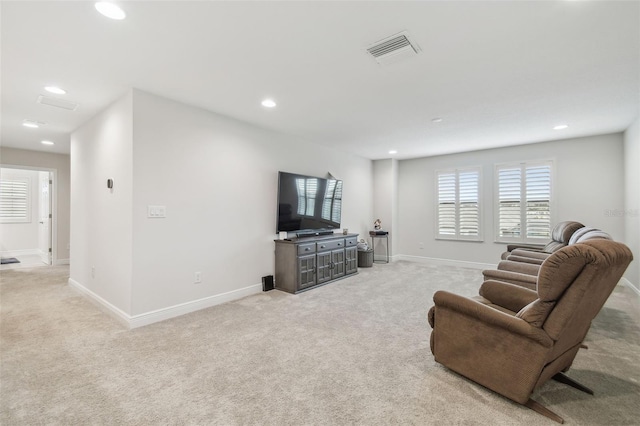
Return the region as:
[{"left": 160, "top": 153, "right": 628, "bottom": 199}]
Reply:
[{"left": 1, "top": 1, "right": 638, "bottom": 160}]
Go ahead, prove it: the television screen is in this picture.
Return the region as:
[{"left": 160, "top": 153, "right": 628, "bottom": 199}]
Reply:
[{"left": 276, "top": 171, "right": 343, "bottom": 233}]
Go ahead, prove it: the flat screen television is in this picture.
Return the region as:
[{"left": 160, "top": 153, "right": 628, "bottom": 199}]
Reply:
[{"left": 276, "top": 171, "right": 343, "bottom": 235}]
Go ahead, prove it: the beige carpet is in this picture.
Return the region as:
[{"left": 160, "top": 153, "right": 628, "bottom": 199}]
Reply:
[{"left": 1, "top": 262, "right": 639, "bottom": 425}]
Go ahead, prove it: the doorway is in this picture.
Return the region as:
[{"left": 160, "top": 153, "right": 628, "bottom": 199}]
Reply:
[{"left": 0, "top": 166, "right": 55, "bottom": 269}]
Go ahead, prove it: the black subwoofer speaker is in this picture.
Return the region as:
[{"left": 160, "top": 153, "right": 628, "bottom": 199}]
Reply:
[{"left": 262, "top": 275, "right": 274, "bottom": 292}]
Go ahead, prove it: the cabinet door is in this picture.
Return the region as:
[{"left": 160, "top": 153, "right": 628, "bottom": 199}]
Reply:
[
  {"left": 345, "top": 247, "right": 358, "bottom": 275},
  {"left": 298, "top": 254, "right": 317, "bottom": 290},
  {"left": 316, "top": 251, "right": 333, "bottom": 284},
  {"left": 331, "top": 249, "right": 346, "bottom": 279}
]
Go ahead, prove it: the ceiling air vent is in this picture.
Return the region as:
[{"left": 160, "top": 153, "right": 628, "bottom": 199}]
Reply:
[
  {"left": 366, "top": 31, "right": 420, "bottom": 65},
  {"left": 37, "top": 95, "right": 79, "bottom": 111}
]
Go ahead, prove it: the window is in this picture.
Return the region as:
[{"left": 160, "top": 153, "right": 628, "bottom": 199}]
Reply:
[
  {"left": 496, "top": 161, "right": 553, "bottom": 242},
  {"left": 0, "top": 177, "right": 31, "bottom": 223},
  {"left": 436, "top": 167, "right": 481, "bottom": 240}
]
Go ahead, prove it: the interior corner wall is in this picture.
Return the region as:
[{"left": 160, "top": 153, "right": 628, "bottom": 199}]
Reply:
[
  {"left": 372, "top": 159, "right": 398, "bottom": 258},
  {"left": 624, "top": 117, "right": 640, "bottom": 289},
  {"left": 0, "top": 147, "right": 71, "bottom": 262},
  {"left": 130, "top": 89, "right": 372, "bottom": 316},
  {"left": 397, "top": 133, "right": 625, "bottom": 266},
  {"left": 70, "top": 91, "right": 134, "bottom": 315}
]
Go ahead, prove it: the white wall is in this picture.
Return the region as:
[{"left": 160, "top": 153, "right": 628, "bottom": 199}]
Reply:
[
  {"left": 70, "top": 89, "right": 372, "bottom": 321},
  {"left": 0, "top": 147, "right": 71, "bottom": 263},
  {"left": 395, "top": 133, "right": 625, "bottom": 267},
  {"left": 624, "top": 117, "right": 639, "bottom": 289},
  {"left": 70, "top": 91, "right": 134, "bottom": 315},
  {"left": 130, "top": 90, "right": 372, "bottom": 315},
  {"left": 372, "top": 159, "right": 398, "bottom": 259},
  {"left": 0, "top": 168, "right": 39, "bottom": 252}
]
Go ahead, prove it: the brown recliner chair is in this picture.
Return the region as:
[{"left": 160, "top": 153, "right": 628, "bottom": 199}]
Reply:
[
  {"left": 500, "top": 220, "right": 584, "bottom": 260},
  {"left": 428, "top": 239, "right": 632, "bottom": 423},
  {"left": 505, "top": 227, "right": 611, "bottom": 265},
  {"left": 485, "top": 229, "right": 614, "bottom": 289}
]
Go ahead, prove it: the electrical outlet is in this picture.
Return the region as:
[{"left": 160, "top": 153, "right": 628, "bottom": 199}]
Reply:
[
  {"left": 419, "top": 242, "right": 425, "bottom": 250},
  {"left": 91, "top": 266, "right": 95, "bottom": 278},
  {"left": 194, "top": 272, "right": 202, "bottom": 284}
]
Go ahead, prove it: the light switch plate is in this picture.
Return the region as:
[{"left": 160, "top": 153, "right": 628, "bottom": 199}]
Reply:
[{"left": 147, "top": 205, "right": 166, "bottom": 218}]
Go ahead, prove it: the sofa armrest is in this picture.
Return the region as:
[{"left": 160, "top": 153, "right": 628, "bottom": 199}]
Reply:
[
  {"left": 479, "top": 280, "right": 539, "bottom": 313},
  {"left": 497, "top": 260, "right": 540, "bottom": 276},
  {"left": 506, "top": 243, "right": 545, "bottom": 252},
  {"left": 506, "top": 248, "right": 550, "bottom": 265},
  {"left": 481, "top": 269, "right": 537, "bottom": 290},
  {"left": 505, "top": 255, "right": 545, "bottom": 265},
  {"left": 510, "top": 249, "right": 550, "bottom": 260},
  {"left": 433, "top": 291, "right": 552, "bottom": 347}
]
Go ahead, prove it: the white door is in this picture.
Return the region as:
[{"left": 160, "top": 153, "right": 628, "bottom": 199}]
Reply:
[{"left": 38, "top": 171, "right": 52, "bottom": 265}]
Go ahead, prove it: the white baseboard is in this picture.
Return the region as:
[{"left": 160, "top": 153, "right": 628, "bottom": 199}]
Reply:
[
  {"left": 68, "top": 278, "right": 131, "bottom": 328},
  {"left": 68, "top": 278, "right": 263, "bottom": 329},
  {"left": 128, "top": 284, "right": 262, "bottom": 328},
  {"left": 1, "top": 249, "right": 39, "bottom": 257},
  {"left": 372, "top": 254, "right": 400, "bottom": 263},
  {"left": 396, "top": 254, "right": 496, "bottom": 271},
  {"left": 54, "top": 258, "right": 70, "bottom": 266},
  {"left": 619, "top": 277, "right": 640, "bottom": 296}
]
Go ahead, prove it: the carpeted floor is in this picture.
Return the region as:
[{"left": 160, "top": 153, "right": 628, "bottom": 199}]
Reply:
[{"left": 1, "top": 262, "right": 639, "bottom": 425}]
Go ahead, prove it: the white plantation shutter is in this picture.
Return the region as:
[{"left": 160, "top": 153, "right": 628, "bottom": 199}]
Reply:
[
  {"left": 0, "top": 177, "right": 31, "bottom": 223},
  {"left": 459, "top": 171, "right": 480, "bottom": 236},
  {"left": 496, "top": 161, "right": 552, "bottom": 242},
  {"left": 437, "top": 172, "right": 456, "bottom": 236},
  {"left": 437, "top": 168, "right": 481, "bottom": 240},
  {"left": 497, "top": 168, "right": 522, "bottom": 238},
  {"left": 526, "top": 165, "right": 551, "bottom": 238}
]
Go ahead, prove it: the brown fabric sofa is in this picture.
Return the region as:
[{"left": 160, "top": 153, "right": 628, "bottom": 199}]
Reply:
[
  {"left": 500, "top": 220, "right": 584, "bottom": 260},
  {"left": 428, "top": 239, "right": 633, "bottom": 423}
]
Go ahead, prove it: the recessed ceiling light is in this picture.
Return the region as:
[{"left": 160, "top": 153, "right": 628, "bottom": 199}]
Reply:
[
  {"left": 95, "top": 2, "right": 126, "bottom": 20},
  {"left": 44, "top": 86, "right": 66, "bottom": 95},
  {"left": 41, "top": 140, "right": 55, "bottom": 146},
  {"left": 261, "top": 99, "right": 277, "bottom": 108},
  {"left": 431, "top": 117, "right": 443, "bottom": 123},
  {"left": 22, "top": 119, "right": 45, "bottom": 128},
  {"left": 388, "top": 150, "right": 398, "bottom": 155},
  {"left": 553, "top": 124, "right": 569, "bottom": 130}
]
